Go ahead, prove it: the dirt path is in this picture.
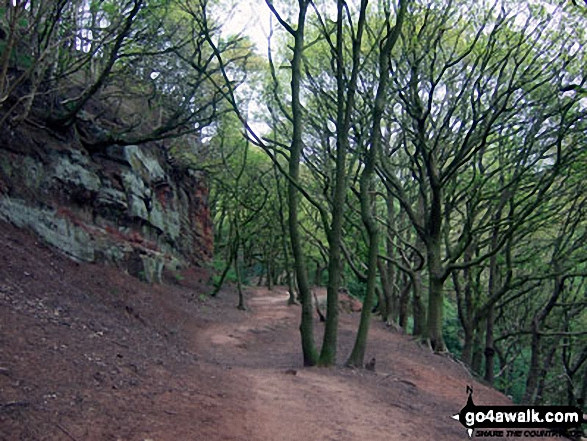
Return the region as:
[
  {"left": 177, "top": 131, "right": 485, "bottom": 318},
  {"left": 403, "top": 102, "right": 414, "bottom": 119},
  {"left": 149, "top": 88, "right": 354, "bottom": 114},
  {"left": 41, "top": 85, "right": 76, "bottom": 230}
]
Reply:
[
  {"left": 191, "top": 287, "right": 538, "bottom": 441},
  {"left": 195, "top": 288, "right": 419, "bottom": 440}
]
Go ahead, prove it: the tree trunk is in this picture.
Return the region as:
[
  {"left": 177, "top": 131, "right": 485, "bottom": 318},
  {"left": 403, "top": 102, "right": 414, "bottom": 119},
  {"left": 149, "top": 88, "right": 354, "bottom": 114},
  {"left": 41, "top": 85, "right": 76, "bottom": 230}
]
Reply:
[
  {"left": 377, "top": 260, "right": 391, "bottom": 322},
  {"left": 484, "top": 208, "right": 503, "bottom": 384},
  {"left": 535, "top": 346, "right": 557, "bottom": 405},
  {"left": 346, "top": 0, "right": 407, "bottom": 367},
  {"left": 381, "top": 189, "right": 397, "bottom": 322},
  {"left": 411, "top": 270, "right": 426, "bottom": 337},
  {"left": 211, "top": 230, "right": 236, "bottom": 297},
  {"left": 287, "top": 0, "right": 318, "bottom": 367},
  {"left": 454, "top": 245, "right": 474, "bottom": 366},
  {"left": 314, "top": 263, "right": 324, "bottom": 287},
  {"left": 471, "top": 319, "right": 485, "bottom": 375},
  {"left": 484, "top": 305, "right": 495, "bottom": 383},
  {"left": 236, "top": 245, "right": 246, "bottom": 310},
  {"left": 523, "top": 319, "right": 542, "bottom": 404},
  {"left": 523, "top": 275, "right": 564, "bottom": 403},
  {"left": 426, "top": 235, "right": 446, "bottom": 352},
  {"left": 274, "top": 166, "right": 296, "bottom": 305},
  {"left": 345, "top": 75, "right": 381, "bottom": 367},
  {"left": 286, "top": 269, "right": 296, "bottom": 305},
  {"left": 398, "top": 275, "right": 411, "bottom": 330},
  {"left": 345, "top": 185, "right": 379, "bottom": 367},
  {"left": 412, "top": 216, "right": 426, "bottom": 337},
  {"left": 266, "top": 253, "right": 274, "bottom": 291},
  {"left": 462, "top": 327, "right": 473, "bottom": 367},
  {"left": 319, "top": 0, "right": 368, "bottom": 366}
]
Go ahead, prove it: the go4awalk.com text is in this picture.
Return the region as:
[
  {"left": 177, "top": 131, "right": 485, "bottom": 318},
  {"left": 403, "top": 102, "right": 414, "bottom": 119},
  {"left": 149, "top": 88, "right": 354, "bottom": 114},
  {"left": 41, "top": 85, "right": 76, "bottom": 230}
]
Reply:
[{"left": 452, "top": 386, "right": 586, "bottom": 438}]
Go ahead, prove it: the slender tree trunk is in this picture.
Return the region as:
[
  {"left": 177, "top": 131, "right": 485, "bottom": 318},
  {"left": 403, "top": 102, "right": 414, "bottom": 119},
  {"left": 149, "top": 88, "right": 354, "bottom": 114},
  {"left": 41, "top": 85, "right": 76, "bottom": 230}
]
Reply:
[
  {"left": 211, "top": 253, "right": 233, "bottom": 297},
  {"left": 313, "top": 0, "right": 361, "bottom": 366},
  {"left": 412, "top": 216, "right": 426, "bottom": 337},
  {"left": 346, "top": 182, "right": 379, "bottom": 367},
  {"left": 411, "top": 270, "right": 426, "bottom": 337},
  {"left": 266, "top": 249, "right": 274, "bottom": 291},
  {"left": 524, "top": 319, "right": 542, "bottom": 404},
  {"left": 273, "top": 156, "right": 296, "bottom": 305},
  {"left": 345, "top": 75, "right": 381, "bottom": 367},
  {"left": 484, "top": 206, "right": 503, "bottom": 383},
  {"left": 454, "top": 245, "right": 474, "bottom": 366},
  {"left": 287, "top": 0, "right": 318, "bottom": 366},
  {"left": 377, "top": 260, "right": 391, "bottom": 322},
  {"left": 535, "top": 346, "right": 557, "bottom": 405},
  {"left": 523, "top": 275, "right": 564, "bottom": 403},
  {"left": 286, "top": 269, "right": 296, "bottom": 305},
  {"left": 462, "top": 327, "right": 474, "bottom": 367},
  {"left": 346, "top": 0, "right": 408, "bottom": 367},
  {"left": 236, "top": 243, "right": 246, "bottom": 310},
  {"left": 454, "top": 276, "right": 474, "bottom": 366},
  {"left": 319, "top": 0, "right": 369, "bottom": 367},
  {"left": 484, "top": 305, "right": 495, "bottom": 383},
  {"left": 215, "top": 207, "right": 227, "bottom": 245},
  {"left": 314, "top": 263, "right": 324, "bottom": 287},
  {"left": 426, "top": 233, "right": 446, "bottom": 352},
  {"left": 378, "top": 190, "right": 397, "bottom": 323},
  {"left": 471, "top": 319, "right": 485, "bottom": 374},
  {"left": 398, "top": 274, "right": 411, "bottom": 330},
  {"left": 211, "top": 222, "right": 236, "bottom": 297}
]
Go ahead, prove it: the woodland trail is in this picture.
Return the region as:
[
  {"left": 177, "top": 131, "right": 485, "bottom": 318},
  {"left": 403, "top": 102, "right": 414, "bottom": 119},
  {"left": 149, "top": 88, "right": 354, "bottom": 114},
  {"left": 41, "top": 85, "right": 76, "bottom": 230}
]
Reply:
[
  {"left": 195, "top": 288, "right": 418, "bottom": 441},
  {"left": 0, "top": 221, "right": 560, "bottom": 440},
  {"left": 190, "top": 286, "right": 544, "bottom": 441},
  {"left": 195, "top": 288, "right": 421, "bottom": 441}
]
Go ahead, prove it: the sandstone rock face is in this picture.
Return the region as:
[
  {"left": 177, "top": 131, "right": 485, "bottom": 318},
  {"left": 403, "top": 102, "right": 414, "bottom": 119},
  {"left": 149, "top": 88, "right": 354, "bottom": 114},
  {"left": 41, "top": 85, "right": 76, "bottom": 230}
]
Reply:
[{"left": 0, "top": 125, "right": 212, "bottom": 283}]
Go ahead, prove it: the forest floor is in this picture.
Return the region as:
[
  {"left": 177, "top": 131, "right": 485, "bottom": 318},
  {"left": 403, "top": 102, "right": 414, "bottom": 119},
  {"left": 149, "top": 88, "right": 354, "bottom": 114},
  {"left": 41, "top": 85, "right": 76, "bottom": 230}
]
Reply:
[{"left": 0, "top": 220, "right": 565, "bottom": 441}]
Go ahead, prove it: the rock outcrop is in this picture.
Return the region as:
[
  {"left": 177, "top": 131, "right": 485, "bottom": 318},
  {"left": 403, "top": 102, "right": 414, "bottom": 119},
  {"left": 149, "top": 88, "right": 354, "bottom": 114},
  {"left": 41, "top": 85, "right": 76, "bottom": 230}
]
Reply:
[{"left": 0, "top": 122, "right": 212, "bottom": 283}]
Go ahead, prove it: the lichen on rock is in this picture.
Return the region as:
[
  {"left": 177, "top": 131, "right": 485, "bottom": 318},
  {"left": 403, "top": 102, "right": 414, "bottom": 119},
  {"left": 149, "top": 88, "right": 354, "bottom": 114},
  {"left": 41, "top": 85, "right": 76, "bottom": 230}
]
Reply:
[{"left": 0, "top": 124, "right": 212, "bottom": 283}]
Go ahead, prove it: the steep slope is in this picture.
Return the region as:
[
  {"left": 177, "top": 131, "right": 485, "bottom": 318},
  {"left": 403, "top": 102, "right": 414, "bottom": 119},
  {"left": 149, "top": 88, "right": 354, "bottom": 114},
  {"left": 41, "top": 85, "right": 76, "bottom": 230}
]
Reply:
[{"left": 0, "top": 220, "right": 247, "bottom": 440}]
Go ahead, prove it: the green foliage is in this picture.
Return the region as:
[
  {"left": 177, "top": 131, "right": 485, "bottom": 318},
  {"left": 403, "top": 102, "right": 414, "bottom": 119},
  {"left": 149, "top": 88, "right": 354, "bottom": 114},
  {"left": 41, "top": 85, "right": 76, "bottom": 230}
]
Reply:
[
  {"left": 101, "top": 1, "right": 120, "bottom": 17},
  {"left": 442, "top": 296, "right": 462, "bottom": 357},
  {"left": 0, "top": 41, "right": 33, "bottom": 70},
  {"left": 347, "top": 275, "right": 367, "bottom": 301},
  {"left": 211, "top": 256, "right": 238, "bottom": 286},
  {"left": 494, "top": 346, "right": 532, "bottom": 404}
]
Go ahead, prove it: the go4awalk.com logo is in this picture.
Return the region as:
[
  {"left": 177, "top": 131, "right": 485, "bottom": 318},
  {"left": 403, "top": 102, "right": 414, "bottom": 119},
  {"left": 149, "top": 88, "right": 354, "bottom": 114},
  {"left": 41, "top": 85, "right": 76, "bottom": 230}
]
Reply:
[{"left": 452, "top": 386, "right": 587, "bottom": 438}]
